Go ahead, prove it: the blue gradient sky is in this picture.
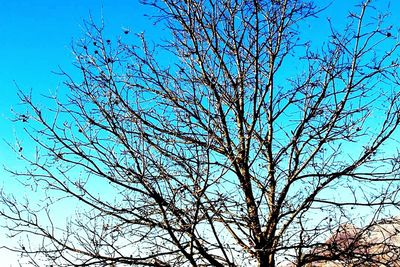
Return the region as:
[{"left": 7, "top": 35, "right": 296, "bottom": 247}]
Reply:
[
  {"left": 0, "top": 0, "right": 399, "bottom": 266},
  {"left": 0, "top": 0, "right": 152, "bottom": 181},
  {"left": 0, "top": 1, "right": 153, "bottom": 265}
]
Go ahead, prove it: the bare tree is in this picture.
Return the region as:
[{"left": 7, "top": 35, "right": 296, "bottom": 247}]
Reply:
[{"left": 2, "top": 0, "right": 400, "bottom": 266}]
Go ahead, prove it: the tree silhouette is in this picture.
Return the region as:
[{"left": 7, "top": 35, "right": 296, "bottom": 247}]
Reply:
[{"left": 2, "top": 0, "right": 400, "bottom": 266}]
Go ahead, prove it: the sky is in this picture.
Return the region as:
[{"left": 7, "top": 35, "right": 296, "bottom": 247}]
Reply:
[
  {"left": 0, "top": 1, "right": 160, "bottom": 180},
  {"left": 0, "top": 1, "right": 153, "bottom": 265},
  {"left": 0, "top": 0, "right": 399, "bottom": 266}
]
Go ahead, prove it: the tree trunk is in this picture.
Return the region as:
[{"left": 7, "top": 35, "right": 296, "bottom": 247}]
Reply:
[{"left": 258, "top": 251, "right": 275, "bottom": 267}]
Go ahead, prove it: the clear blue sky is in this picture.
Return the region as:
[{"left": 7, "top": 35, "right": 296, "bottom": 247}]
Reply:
[
  {"left": 0, "top": 1, "right": 153, "bottom": 265},
  {"left": 0, "top": 0, "right": 399, "bottom": 266},
  {"left": 0, "top": 0, "right": 153, "bottom": 181}
]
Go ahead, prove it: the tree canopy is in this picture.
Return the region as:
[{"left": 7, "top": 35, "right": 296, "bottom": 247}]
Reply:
[{"left": 2, "top": 0, "right": 400, "bottom": 266}]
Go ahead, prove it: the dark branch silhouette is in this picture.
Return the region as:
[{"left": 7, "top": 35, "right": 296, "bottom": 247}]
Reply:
[{"left": 2, "top": 0, "right": 400, "bottom": 266}]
